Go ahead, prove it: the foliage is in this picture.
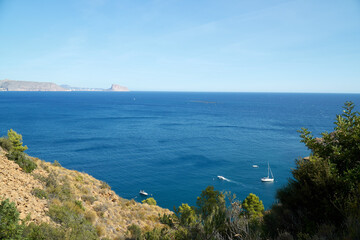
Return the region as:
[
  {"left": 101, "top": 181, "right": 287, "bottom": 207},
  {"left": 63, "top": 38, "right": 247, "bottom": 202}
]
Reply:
[
  {"left": 242, "top": 193, "right": 264, "bottom": 219},
  {"left": 0, "top": 137, "right": 12, "bottom": 151},
  {"left": 7, "top": 129, "right": 27, "bottom": 152},
  {"left": 127, "top": 224, "right": 143, "bottom": 240},
  {"left": 7, "top": 150, "right": 37, "bottom": 173},
  {"left": 175, "top": 203, "right": 197, "bottom": 226},
  {"left": 31, "top": 188, "right": 48, "bottom": 199},
  {"left": 23, "top": 222, "right": 65, "bottom": 240},
  {"left": 48, "top": 201, "right": 98, "bottom": 240},
  {"left": 0, "top": 198, "right": 24, "bottom": 240},
  {"left": 1, "top": 129, "right": 37, "bottom": 173},
  {"left": 100, "top": 181, "right": 111, "bottom": 190},
  {"left": 264, "top": 102, "right": 360, "bottom": 239},
  {"left": 159, "top": 213, "right": 176, "bottom": 228},
  {"left": 82, "top": 195, "right": 97, "bottom": 204},
  {"left": 196, "top": 186, "right": 225, "bottom": 220},
  {"left": 142, "top": 197, "right": 157, "bottom": 206},
  {"left": 52, "top": 160, "right": 62, "bottom": 167}
]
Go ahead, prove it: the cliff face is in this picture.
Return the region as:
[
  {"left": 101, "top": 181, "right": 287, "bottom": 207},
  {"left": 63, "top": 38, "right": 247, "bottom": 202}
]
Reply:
[
  {"left": 109, "top": 84, "right": 129, "bottom": 92},
  {"left": 0, "top": 80, "right": 67, "bottom": 91},
  {"left": 0, "top": 148, "right": 171, "bottom": 239}
]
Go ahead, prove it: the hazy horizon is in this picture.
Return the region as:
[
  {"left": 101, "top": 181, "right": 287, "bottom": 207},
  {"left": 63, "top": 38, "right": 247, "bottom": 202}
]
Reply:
[{"left": 0, "top": 0, "right": 359, "bottom": 93}]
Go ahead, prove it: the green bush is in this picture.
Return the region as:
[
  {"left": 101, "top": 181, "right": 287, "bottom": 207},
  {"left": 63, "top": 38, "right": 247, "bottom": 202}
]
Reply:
[
  {"left": 48, "top": 202, "right": 98, "bottom": 240},
  {"left": 0, "top": 137, "right": 13, "bottom": 151},
  {"left": 7, "top": 150, "right": 37, "bottom": 173},
  {"left": 52, "top": 160, "right": 62, "bottom": 167},
  {"left": 242, "top": 193, "right": 264, "bottom": 219},
  {"left": 263, "top": 102, "right": 360, "bottom": 239},
  {"left": 74, "top": 200, "right": 85, "bottom": 211},
  {"left": 142, "top": 197, "right": 157, "bottom": 206},
  {"left": 0, "top": 198, "right": 24, "bottom": 240},
  {"left": 31, "top": 188, "right": 48, "bottom": 199},
  {"left": 7, "top": 129, "right": 27, "bottom": 152},
  {"left": 127, "top": 224, "right": 143, "bottom": 240},
  {"left": 23, "top": 222, "right": 65, "bottom": 240},
  {"left": 1, "top": 129, "right": 37, "bottom": 173},
  {"left": 100, "top": 181, "right": 110, "bottom": 190}
]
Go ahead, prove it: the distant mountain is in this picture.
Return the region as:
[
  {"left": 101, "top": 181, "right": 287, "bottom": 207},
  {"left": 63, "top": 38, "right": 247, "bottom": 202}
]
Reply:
[
  {"left": 0, "top": 79, "right": 129, "bottom": 92},
  {"left": 0, "top": 79, "right": 66, "bottom": 91}
]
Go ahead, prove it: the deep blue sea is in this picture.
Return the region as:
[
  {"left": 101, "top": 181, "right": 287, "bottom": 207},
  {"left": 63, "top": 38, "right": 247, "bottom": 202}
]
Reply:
[{"left": 1, "top": 92, "right": 359, "bottom": 210}]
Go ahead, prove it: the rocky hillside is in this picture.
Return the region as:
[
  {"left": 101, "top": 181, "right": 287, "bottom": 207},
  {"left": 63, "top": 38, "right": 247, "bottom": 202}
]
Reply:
[{"left": 0, "top": 148, "right": 171, "bottom": 239}]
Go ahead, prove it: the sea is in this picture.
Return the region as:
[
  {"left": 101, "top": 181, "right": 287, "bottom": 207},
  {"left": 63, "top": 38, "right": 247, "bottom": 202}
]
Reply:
[{"left": 0, "top": 92, "right": 359, "bottom": 210}]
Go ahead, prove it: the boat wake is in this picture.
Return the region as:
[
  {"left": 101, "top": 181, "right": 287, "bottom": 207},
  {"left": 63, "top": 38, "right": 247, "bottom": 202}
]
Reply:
[{"left": 216, "top": 175, "right": 248, "bottom": 188}]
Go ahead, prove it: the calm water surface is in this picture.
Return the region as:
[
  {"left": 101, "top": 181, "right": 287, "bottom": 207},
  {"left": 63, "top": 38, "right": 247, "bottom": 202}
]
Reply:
[{"left": 1, "top": 92, "right": 359, "bottom": 209}]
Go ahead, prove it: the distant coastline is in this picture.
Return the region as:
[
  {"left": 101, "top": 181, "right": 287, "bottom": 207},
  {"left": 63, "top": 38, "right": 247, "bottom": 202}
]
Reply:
[{"left": 0, "top": 79, "right": 129, "bottom": 92}]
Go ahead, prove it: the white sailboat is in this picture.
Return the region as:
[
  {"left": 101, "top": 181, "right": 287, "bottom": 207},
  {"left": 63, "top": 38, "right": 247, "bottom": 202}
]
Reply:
[{"left": 261, "top": 163, "right": 274, "bottom": 182}]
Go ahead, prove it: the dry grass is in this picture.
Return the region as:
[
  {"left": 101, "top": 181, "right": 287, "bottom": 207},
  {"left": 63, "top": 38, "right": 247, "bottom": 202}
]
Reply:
[{"left": 26, "top": 157, "right": 172, "bottom": 239}]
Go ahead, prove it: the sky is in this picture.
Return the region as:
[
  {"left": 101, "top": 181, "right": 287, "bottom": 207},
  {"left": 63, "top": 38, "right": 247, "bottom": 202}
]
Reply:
[{"left": 0, "top": 0, "right": 359, "bottom": 92}]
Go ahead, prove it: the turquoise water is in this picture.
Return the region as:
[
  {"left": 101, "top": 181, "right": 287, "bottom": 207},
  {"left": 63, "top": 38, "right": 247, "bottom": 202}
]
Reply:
[{"left": 1, "top": 92, "right": 359, "bottom": 210}]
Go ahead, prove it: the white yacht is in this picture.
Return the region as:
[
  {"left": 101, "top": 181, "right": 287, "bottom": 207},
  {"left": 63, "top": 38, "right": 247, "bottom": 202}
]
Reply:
[
  {"left": 139, "top": 190, "right": 149, "bottom": 196},
  {"left": 261, "top": 163, "right": 274, "bottom": 182}
]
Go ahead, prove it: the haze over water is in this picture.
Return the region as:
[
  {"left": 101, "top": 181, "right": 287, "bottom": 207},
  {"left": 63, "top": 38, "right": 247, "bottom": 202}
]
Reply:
[{"left": 1, "top": 92, "right": 359, "bottom": 209}]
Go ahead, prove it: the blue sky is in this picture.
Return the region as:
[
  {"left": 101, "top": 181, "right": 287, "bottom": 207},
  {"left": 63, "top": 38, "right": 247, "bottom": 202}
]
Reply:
[{"left": 0, "top": 0, "right": 359, "bottom": 92}]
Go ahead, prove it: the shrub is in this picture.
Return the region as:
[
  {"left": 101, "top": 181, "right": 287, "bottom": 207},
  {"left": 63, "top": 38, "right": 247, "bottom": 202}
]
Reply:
[
  {"left": 7, "top": 150, "right": 37, "bottom": 173},
  {"left": 82, "top": 195, "right": 97, "bottom": 204},
  {"left": 0, "top": 198, "right": 24, "bottom": 239},
  {"left": 74, "top": 173, "right": 83, "bottom": 182},
  {"left": 75, "top": 200, "right": 85, "bottom": 211},
  {"left": 23, "top": 222, "right": 65, "bottom": 240},
  {"left": 96, "top": 224, "right": 106, "bottom": 237},
  {"left": 52, "top": 160, "right": 61, "bottom": 167},
  {"left": 242, "top": 193, "right": 264, "bottom": 219},
  {"left": 7, "top": 129, "right": 27, "bottom": 152},
  {"left": 31, "top": 188, "right": 48, "bottom": 199},
  {"left": 47, "top": 181, "right": 72, "bottom": 201},
  {"left": 32, "top": 173, "right": 47, "bottom": 183},
  {"left": 142, "top": 197, "right": 157, "bottom": 206},
  {"left": 127, "top": 224, "right": 143, "bottom": 240},
  {"left": 100, "top": 181, "right": 111, "bottom": 190},
  {"left": 85, "top": 210, "right": 97, "bottom": 223},
  {"left": 0, "top": 137, "right": 13, "bottom": 151},
  {"left": 48, "top": 202, "right": 98, "bottom": 239},
  {"left": 94, "top": 204, "right": 108, "bottom": 217}
]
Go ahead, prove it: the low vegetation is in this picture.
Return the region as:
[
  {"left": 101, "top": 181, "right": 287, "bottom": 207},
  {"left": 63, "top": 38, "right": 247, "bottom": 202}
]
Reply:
[{"left": 0, "top": 129, "right": 36, "bottom": 173}]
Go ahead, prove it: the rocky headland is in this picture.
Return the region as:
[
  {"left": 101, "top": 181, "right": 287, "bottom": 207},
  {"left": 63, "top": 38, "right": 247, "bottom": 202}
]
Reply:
[{"left": 0, "top": 79, "right": 129, "bottom": 92}]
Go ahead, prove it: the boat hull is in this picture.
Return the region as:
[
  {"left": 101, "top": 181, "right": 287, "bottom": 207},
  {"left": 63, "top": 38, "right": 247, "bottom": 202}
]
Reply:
[{"left": 261, "top": 177, "right": 274, "bottom": 182}]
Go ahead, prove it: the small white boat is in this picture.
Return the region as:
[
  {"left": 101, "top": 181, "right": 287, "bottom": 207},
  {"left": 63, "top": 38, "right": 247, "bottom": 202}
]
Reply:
[
  {"left": 261, "top": 163, "right": 274, "bottom": 182},
  {"left": 252, "top": 165, "right": 259, "bottom": 168},
  {"left": 217, "top": 176, "right": 226, "bottom": 180},
  {"left": 139, "top": 190, "right": 148, "bottom": 196}
]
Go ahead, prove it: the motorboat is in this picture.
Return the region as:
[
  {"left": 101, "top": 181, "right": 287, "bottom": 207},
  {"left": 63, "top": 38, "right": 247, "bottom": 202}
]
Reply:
[
  {"left": 252, "top": 165, "right": 259, "bottom": 168},
  {"left": 217, "top": 176, "right": 226, "bottom": 180},
  {"left": 139, "top": 190, "right": 149, "bottom": 196},
  {"left": 261, "top": 163, "right": 274, "bottom": 182}
]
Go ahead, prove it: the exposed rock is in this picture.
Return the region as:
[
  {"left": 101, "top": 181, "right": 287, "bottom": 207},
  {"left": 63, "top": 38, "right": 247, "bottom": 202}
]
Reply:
[
  {"left": 0, "top": 149, "right": 51, "bottom": 223},
  {"left": 0, "top": 148, "right": 171, "bottom": 239},
  {"left": 108, "top": 84, "right": 129, "bottom": 92}
]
